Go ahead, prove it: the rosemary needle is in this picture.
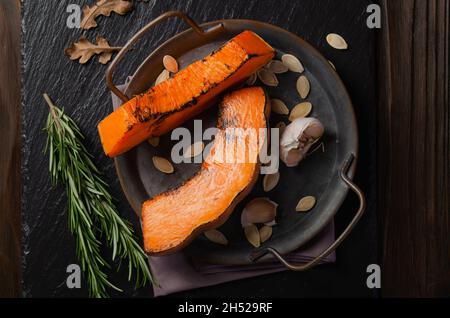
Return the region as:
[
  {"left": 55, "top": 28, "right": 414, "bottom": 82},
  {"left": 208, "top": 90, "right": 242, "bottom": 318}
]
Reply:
[{"left": 43, "top": 93, "right": 153, "bottom": 297}]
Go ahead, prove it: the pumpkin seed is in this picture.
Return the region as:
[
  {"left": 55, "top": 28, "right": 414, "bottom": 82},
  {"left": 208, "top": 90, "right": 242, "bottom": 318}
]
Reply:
[
  {"left": 275, "top": 121, "right": 287, "bottom": 134},
  {"left": 289, "top": 102, "right": 313, "bottom": 121},
  {"left": 183, "top": 141, "right": 204, "bottom": 158},
  {"left": 259, "top": 226, "right": 273, "bottom": 243},
  {"left": 257, "top": 69, "right": 279, "bottom": 87},
  {"left": 296, "top": 196, "right": 316, "bottom": 212},
  {"left": 326, "top": 33, "right": 348, "bottom": 50},
  {"left": 267, "top": 60, "right": 289, "bottom": 74},
  {"left": 152, "top": 156, "right": 174, "bottom": 174},
  {"left": 297, "top": 75, "right": 310, "bottom": 99},
  {"left": 155, "top": 69, "right": 170, "bottom": 85},
  {"left": 263, "top": 172, "right": 280, "bottom": 192},
  {"left": 241, "top": 197, "right": 278, "bottom": 227},
  {"left": 246, "top": 73, "right": 257, "bottom": 85},
  {"left": 205, "top": 229, "right": 228, "bottom": 245},
  {"left": 271, "top": 99, "right": 289, "bottom": 115},
  {"left": 147, "top": 136, "right": 160, "bottom": 147},
  {"left": 281, "top": 54, "right": 304, "bottom": 73},
  {"left": 328, "top": 60, "right": 336, "bottom": 70},
  {"left": 163, "top": 55, "right": 179, "bottom": 73},
  {"left": 244, "top": 225, "right": 260, "bottom": 247}
]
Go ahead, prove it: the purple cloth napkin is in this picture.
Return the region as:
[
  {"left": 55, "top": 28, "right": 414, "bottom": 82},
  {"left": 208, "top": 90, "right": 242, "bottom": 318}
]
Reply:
[
  {"left": 149, "top": 222, "right": 335, "bottom": 296},
  {"left": 111, "top": 80, "right": 336, "bottom": 297}
]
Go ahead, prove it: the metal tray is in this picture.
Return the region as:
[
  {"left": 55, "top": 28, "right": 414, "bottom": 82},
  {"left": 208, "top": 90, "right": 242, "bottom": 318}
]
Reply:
[{"left": 106, "top": 11, "right": 365, "bottom": 269}]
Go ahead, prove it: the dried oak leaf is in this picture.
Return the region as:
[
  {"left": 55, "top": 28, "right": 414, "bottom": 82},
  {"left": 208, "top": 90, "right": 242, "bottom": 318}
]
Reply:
[
  {"left": 80, "top": 0, "right": 133, "bottom": 30},
  {"left": 65, "top": 36, "right": 122, "bottom": 64}
]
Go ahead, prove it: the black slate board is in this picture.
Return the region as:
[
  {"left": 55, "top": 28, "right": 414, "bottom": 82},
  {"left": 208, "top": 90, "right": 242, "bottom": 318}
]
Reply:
[{"left": 22, "top": 0, "right": 378, "bottom": 297}]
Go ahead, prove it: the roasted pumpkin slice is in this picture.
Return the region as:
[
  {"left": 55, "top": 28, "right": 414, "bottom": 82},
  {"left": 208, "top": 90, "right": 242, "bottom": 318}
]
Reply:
[
  {"left": 142, "top": 87, "right": 270, "bottom": 255},
  {"left": 98, "top": 31, "right": 275, "bottom": 157}
]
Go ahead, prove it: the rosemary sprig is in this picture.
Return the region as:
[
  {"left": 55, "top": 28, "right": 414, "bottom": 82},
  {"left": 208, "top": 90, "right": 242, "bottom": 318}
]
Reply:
[{"left": 43, "top": 93, "right": 153, "bottom": 297}]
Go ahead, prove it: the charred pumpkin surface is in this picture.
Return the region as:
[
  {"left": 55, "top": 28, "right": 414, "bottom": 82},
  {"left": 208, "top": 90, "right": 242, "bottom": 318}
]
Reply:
[
  {"left": 142, "top": 87, "right": 269, "bottom": 255},
  {"left": 98, "top": 31, "right": 275, "bottom": 157}
]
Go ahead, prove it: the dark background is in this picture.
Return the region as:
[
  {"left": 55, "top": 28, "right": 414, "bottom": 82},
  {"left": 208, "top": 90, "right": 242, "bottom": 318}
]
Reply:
[
  {"left": 0, "top": 0, "right": 448, "bottom": 298},
  {"left": 20, "top": 0, "right": 377, "bottom": 297}
]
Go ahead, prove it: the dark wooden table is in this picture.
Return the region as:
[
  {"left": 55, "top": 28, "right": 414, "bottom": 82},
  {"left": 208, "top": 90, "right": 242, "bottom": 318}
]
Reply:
[
  {"left": 0, "top": 0, "right": 21, "bottom": 298},
  {"left": 0, "top": 0, "right": 448, "bottom": 298},
  {"left": 378, "top": 0, "right": 449, "bottom": 297}
]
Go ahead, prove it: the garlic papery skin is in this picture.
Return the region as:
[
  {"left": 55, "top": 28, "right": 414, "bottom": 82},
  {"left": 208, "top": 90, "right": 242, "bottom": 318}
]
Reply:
[{"left": 280, "top": 118, "right": 324, "bottom": 167}]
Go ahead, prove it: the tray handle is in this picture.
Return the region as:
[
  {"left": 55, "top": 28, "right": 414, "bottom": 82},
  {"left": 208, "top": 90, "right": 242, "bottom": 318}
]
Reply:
[
  {"left": 250, "top": 153, "right": 366, "bottom": 271},
  {"left": 106, "top": 11, "right": 224, "bottom": 102}
]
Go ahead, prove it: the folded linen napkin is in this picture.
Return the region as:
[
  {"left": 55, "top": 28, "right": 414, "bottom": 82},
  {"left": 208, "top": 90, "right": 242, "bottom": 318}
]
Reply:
[{"left": 110, "top": 79, "right": 336, "bottom": 297}]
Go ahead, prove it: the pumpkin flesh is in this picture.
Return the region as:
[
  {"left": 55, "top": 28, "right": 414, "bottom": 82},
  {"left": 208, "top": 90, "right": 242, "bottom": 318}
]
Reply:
[
  {"left": 142, "top": 87, "right": 269, "bottom": 255},
  {"left": 98, "top": 31, "right": 275, "bottom": 157}
]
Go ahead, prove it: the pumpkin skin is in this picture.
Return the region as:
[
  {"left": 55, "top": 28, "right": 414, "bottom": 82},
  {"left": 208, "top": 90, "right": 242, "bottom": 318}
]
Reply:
[
  {"left": 98, "top": 31, "right": 275, "bottom": 157},
  {"left": 141, "top": 87, "right": 270, "bottom": 255}
]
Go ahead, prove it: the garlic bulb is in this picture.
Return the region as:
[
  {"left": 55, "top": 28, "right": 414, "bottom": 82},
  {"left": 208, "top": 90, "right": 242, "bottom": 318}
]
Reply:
[{"left": 280, "top": 118, "right": 324, "bottom": 167}]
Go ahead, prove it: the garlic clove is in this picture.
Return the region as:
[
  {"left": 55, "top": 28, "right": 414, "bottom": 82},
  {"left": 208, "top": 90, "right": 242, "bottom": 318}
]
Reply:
[
  {"left": 280, "top": 118, "right": 324, "bottom": 167},
  {"left": 241, "top": 197, "right": 278, "bottom": 227},
  {"left": 264, "top": 220, "right": 277, "bottom": 227}
]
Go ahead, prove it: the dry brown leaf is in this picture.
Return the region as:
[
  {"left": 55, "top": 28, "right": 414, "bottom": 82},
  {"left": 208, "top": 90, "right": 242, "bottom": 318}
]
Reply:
[
  {"left": 65, "top": 36, "right": 122, "bottom": 64},
  {"left": 80, "top": 0, "right": 133, "bottom": 30}
]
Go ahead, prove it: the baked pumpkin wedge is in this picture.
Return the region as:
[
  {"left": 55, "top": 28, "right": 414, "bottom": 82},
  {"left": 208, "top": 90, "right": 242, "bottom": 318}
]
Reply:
[
  {"left": 142, "top": 87, "right": 270, "bottom": 255},
  {"left": 98, "top": 31, "right": 275, "bottom": 157}
]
